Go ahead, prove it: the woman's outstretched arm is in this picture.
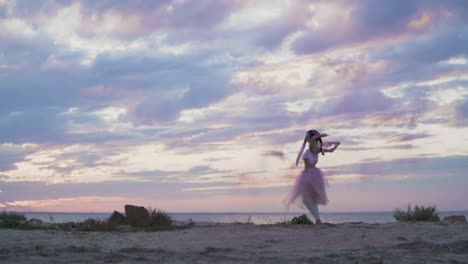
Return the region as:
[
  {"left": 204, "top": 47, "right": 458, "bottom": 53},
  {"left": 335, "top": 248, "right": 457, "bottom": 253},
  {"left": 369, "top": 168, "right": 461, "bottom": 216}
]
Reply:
[{"left": 323, "top": 141, "right": 340, "bottom": 153}]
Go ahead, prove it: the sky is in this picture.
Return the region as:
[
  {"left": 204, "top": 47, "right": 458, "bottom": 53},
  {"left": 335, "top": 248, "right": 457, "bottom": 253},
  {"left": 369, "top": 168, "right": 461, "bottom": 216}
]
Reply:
[{"left": 0, "top": 0, "right": 467, "bottom": 213}]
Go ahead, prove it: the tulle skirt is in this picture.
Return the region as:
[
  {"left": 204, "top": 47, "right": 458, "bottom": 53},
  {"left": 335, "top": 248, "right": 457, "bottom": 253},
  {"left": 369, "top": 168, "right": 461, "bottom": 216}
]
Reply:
[{"left": 285, "top": 167, "right": 329, "bottom": 209}]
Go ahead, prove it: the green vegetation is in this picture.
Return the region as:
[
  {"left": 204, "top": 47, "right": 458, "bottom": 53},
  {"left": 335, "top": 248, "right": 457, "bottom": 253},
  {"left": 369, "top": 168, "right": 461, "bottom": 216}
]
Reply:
[
  {"left": 0, "top": 211, "right": 27, "bottom": 229},
  {"left": 91, "top": 219, "right": 117, "bottom": 231},
  {"left": 0, "top": 207, "right": 176, "bottom": 232},
  {"left": 290, "top": 214, "right": 313, "bottom": 225},
  {"left": 67, "top": 218, "right": 117, "bottom": 232},
  {"left": 0, "top": 211, "right": 52, "bottom": 230},
  {"left": 393, "top": 204, "right": 440, "bottom": 222},
  {"left": 147, "top": 207, "right": 174, "bottom": 231}
]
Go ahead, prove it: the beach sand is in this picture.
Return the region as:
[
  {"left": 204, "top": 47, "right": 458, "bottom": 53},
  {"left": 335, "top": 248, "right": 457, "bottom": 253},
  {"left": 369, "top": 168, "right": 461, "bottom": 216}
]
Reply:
[{"left": 0, "top": 221, "right": 467, "bottom": 263}]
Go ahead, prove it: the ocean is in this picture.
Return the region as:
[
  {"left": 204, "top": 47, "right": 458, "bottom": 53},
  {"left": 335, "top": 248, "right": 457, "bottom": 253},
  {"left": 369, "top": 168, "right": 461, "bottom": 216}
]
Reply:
[{"left": 21, "top": 211, "right": 468, "bottom": 225}]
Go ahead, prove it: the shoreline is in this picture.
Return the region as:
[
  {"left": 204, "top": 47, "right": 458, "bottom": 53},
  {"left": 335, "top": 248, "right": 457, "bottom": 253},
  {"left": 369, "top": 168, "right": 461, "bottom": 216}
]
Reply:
[{"left": 1, "top": 221, "right": 467, "bottom": 263}]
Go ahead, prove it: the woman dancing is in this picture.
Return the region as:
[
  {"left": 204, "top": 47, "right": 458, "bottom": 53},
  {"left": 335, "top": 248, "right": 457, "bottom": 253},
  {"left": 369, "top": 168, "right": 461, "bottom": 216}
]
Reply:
[{"left": 286, "top": 130, "right": 340, "bottom": 224}]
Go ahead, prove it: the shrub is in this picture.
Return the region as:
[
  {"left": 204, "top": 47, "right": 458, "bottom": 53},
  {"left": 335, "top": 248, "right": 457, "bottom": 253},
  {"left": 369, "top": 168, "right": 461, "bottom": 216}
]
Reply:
[
  {"left": 0, "top": 211, "right": 27, "bottom": 229},
  {"left": 393, "top": 204, "right": 439, "bottom": 222},
  {"left": 147, "top": 207, "right": 174, "bottom": 230},
  {"left": 82, "top": 219, "right": 116, "bottom": 232},
  {"left": 290, "top": 214, "right": 313, "bottom": 225},
  {"left": 57, "top": 219, "right": 117, "bottom": 232},
  {"left": 0, "top": 212, "right": 54, "bottom": 230},
  {"left": 274, "top": 219, "right": 291, "bottom": 225}
]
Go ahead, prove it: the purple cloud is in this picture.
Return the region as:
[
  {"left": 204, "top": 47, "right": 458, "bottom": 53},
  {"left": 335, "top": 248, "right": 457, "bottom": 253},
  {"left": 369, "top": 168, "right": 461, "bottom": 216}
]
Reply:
[
  {"left": 124, "top": 165, "right": 231, "bottom": 181},
  {"left": 452, "top": 98, "right": 468, "bottom": 127},
  {"left": 1, "top": 0, "right": 467, "bottom": 212},
  {"left": 390, "top": 133, "right": 431, "bottom": 142},
  {"left": 0, "top": 180, "right": 237, "bottom": 203},
  {"left": 329, "top": 90, "right": 394, "bottom": 115},
  {"left": 325, "top": 155, "right": 468, "bottom": 180},
  {"left": 292, "top": 0, "right": 419, "bottom": 54},
  {"left": 291, "top": 0, "right": 467, "bottom": 55},
  {"left": 0, "top": 144, "right": 35, "bottom": 171},
  {"left": 340, "top": 144, "right": 415, "bottom": 151}
]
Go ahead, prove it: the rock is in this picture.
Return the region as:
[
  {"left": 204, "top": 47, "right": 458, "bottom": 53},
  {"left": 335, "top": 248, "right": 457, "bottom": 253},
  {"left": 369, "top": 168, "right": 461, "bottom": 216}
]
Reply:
[
  {"left": 442, "top": 215, "right": 467, "bottom": 223},
  {"left": 27, "top": 218, "right": 44, "bottom": 227},
  {"left": 396, "top": 236, "right": 408, "bottom": 241},
  {"left": 108, "top": 211, "right": 127, "bottom": 225},
  {"left": 124, "top": 204, "right": 150, "bottom": 227},
  {"left": 28, "top": 218, "right": 43, "bottom": 224},
  {"left": 83, "top": 218, "right": 96, "bottom": 225},
  {"left": 59, "top": 222, "right": 78, "bottom": 231}
]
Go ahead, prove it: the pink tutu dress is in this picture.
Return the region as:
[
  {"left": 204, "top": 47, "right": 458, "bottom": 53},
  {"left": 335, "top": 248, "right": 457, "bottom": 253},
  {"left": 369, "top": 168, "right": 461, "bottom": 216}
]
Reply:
[{"left": 286, "top": 149, "right": 329, "bottom": 208}]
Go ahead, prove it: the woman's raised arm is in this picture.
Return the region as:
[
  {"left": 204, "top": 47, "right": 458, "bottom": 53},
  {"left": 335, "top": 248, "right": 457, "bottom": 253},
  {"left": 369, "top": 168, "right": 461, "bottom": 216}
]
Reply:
[{"left": 323, "top": 141, "right": 340, "bottom": 153}]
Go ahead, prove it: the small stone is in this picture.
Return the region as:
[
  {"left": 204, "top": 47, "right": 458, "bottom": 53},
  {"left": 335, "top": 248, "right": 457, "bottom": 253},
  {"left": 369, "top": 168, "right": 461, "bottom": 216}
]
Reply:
[{"left": 396, "top": 236, "right": 408, "bottom": 241}]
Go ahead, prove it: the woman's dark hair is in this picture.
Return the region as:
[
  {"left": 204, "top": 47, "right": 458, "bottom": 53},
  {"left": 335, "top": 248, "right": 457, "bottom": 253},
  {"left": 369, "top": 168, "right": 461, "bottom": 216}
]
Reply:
[{"left": 306, "top": 130, "right": 324, "bottom": 155}]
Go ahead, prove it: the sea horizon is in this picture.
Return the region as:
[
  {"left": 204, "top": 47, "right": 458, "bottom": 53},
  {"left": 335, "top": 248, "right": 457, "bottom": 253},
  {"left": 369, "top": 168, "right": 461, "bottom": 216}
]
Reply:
[
  {"left": 14, "top": 208, "right": 468, "bottom": 214},
  {"left": 17, "top": 210, "right": 468, "bottom": 225}
]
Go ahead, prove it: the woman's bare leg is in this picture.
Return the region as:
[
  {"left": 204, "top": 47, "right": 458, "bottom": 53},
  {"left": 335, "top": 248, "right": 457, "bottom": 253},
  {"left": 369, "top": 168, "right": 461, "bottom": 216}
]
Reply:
[{"left": 303, "top": 195, "right": 321, "bottom": 223}]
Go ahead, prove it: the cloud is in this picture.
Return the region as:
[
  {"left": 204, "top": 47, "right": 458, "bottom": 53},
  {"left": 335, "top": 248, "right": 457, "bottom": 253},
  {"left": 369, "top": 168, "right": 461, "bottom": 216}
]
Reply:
[
  {"left": 4, "top": 0, "right": 246, "bottom": 39},
  {"left": 325, "top": 155, "right": 468, "bottom": 181},
  {"left": 290, "top": 0, "right": 468, "bottom": 55},
  {"left": 389, "top": 133, "right": 431, "bottom": 142},
  {"left": 262, "top": 150, "right": 286, "bottom": 160},
  {"left": 127, "top": 63, "right": 236, "bottom": 125},
  {"left": 328, "top": 90, "right": 394, "bottom": 116},
  {"left": 0, "top": 180, "right": 236, "bottom": 203},
  {"left": 0, "top": 143, "right": 36, "bottom": 171},
  {"left": 1, "top": 0, "right": 467, "bottom": 212},
  {"left": 0, "top": 26, "right": 242, "bottom": 143},
  {"left": 0, "top": 108, "right": 68, "bottom": 143},
  {"left": 125, "top": 165, "right": 231, "bottom": 181},
  {"left": 250, "top": 2, "right": 308, "bottom": 49},
  {"left": 452, "top": 98, "right": 468, "bottom": 127},
  {"left": 340, "top": 144, "right": 416, "bottom": 151},
  {"left": 291, "top": 0, "right": 420, "bottom": 54},
  {"left": 379, "top": 26, "right": 468, "bottom": 67}
]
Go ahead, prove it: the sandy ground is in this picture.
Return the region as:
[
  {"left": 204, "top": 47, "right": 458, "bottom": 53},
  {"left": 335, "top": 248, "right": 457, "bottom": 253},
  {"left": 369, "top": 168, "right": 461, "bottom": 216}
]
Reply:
[{"left": 0, "top": 222, "right": 467, "bottom": 263}]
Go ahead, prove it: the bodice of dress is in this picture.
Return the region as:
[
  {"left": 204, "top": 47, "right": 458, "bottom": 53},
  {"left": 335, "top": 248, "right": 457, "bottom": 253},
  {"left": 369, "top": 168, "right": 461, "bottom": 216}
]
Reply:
[{"left": 303, "top": 150, "right": 318, "bottom": 166}]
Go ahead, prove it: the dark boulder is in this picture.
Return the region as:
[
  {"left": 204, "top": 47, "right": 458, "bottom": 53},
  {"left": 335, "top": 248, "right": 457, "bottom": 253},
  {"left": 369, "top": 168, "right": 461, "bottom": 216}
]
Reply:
[
  {"left": 443, "top": 215, "right": 467, "bottom": 223},
  {"left": 124, "top": 205, "right": 150, "bottom": 227},
  {"left": 108, "top": 211, "right": 127, "bottom": 225}
]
